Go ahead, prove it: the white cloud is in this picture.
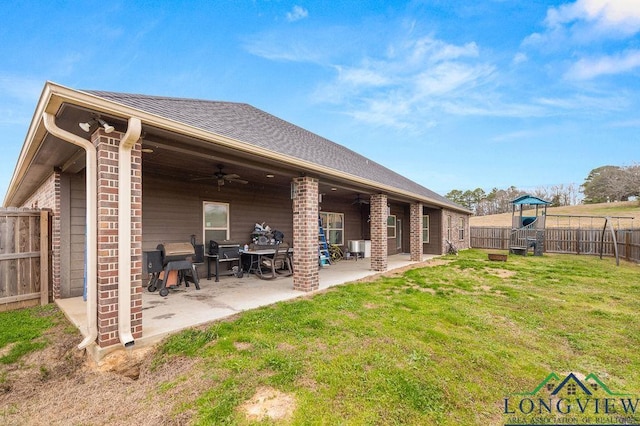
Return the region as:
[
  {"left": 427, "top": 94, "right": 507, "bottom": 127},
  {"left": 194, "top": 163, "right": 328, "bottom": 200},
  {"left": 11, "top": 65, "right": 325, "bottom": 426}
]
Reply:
[
  {"left": 310, "top": 35, "right": 505, "bottom": 129},
  {"left": 534, "top": 93, "right": 629, "bottom": 112},
  {"left": 522, "top": 1, "right": 640, "bottom": 81},
  {"left": 335, "top": 66, "right": 389, "bottom": 87},
  {"left": 286, "top": 6, "right": 308, "bottom": 22},
  {"left": 564, "top": 49, "right": 640, "bottom": 80},
  {"left": 409, "top": 37, "right": 479, "bottom": 64},
  {"left": 512, "top": 52, "right": 528, "bottom": 65},
  {"left": 525, "top": 0, "right": 640, "bottom": 48},
  {"left": 545, "top": 0, "right": 640, "bottom": 35},
  {"left": 244, "top": 32, "right": 327, "bottom": 63}
]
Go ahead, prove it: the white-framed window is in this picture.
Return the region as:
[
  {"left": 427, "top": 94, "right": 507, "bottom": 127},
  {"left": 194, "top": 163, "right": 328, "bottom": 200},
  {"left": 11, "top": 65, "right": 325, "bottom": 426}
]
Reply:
[
  {"left": 319, "top": 212, "right": 344, "bottom": 245},
  {"left": 458, "top": 217, "right": 465, "bottom": 240},
  {"left": 422, "top": 215, "right": 430, "bottom": 243},
  {"left": 203, "top": 202, "right": 229, "bottom": 243},
  {"left": 387, "top": 215, "right": 396, "bottom": 239},
  {"left": 446, "top": 215, "right": 452, "bottom": 241}
]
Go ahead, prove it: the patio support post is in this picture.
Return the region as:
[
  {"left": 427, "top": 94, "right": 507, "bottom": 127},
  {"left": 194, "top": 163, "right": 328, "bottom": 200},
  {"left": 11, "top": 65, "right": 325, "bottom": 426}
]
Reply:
[
  {"left": 291, "top": 176, "right": 319, "bottom": 291},
  {"left": 94, "top": 128, "right": 143, "bottom": 348},
  {"left": 370, "top": 193, "right": 388, "bottom": 271},
  {"left": 409, "top": 202, "right": 423, "bottom": 262}
]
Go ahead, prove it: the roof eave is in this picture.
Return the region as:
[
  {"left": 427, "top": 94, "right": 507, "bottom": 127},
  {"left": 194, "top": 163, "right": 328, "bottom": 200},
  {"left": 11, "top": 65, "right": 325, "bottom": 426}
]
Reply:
[{"left": 5, "top": 82, "right": 470, "bottom": 214}]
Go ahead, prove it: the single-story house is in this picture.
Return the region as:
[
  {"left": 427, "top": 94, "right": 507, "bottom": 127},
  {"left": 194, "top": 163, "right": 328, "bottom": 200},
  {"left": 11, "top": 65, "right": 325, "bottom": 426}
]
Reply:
[{"left": 3, "top": 81, "right": 471, "bottom": 353}]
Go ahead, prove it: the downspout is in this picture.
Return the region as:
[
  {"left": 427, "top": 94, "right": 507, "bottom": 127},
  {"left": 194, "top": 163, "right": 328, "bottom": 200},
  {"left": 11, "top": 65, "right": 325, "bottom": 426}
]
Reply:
[
  {"left": 118, "top": 117, "right": 142, "bottom": 348},
  {"left": 42, "top": 113, "right": 98, "bottom": 350}
]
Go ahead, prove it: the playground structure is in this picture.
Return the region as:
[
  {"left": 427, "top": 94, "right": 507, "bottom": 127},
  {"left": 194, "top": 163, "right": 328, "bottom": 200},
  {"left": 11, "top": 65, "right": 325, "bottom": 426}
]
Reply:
[{"left": 509, "top": 195, "right": 551, "bottom": 256}]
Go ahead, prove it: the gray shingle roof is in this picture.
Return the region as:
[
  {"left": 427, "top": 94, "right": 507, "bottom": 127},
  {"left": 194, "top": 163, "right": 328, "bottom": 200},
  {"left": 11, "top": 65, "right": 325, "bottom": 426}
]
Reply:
[{"left": 86, "top": 90, "right": 465, "bottom": 211}]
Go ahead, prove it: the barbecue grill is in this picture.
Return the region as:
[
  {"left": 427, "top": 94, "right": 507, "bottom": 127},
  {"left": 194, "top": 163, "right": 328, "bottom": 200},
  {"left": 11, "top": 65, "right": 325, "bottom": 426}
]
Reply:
[
  {"left": 208, "top": 240, "right": 241, "bottom": 258},
  {"left": 144, "top": 242, "right": 202, "bottom": 297},
  {"left": 207, "top": 240, "right": 243, "bottom": 281}
]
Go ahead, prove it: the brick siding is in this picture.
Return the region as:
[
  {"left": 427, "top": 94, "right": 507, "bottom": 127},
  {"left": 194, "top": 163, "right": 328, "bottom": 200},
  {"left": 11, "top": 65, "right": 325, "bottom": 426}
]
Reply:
[
  {"left": 291, "top": 176, "right": 319, "bottom": 291},
  {"left": 21, "top": 170, "right": 61, "bottom": 299},
  {"left": 409, "top": 202, "right": 423, "bottom": 261},
  {"left": 441, "top": 208, "right": 471, "bottom": 253},
  {"left": 370, "top": 193, "right": 388, "bottom": 271},
  {"left": 94, "top": 130, "right": 143, "bottom": 347}
]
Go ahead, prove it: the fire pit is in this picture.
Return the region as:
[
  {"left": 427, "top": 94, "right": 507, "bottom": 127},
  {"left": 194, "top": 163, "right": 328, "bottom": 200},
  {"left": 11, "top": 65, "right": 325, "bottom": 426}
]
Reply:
[{"left": 488, "top": 253, "right": 508, "bottom": 262}]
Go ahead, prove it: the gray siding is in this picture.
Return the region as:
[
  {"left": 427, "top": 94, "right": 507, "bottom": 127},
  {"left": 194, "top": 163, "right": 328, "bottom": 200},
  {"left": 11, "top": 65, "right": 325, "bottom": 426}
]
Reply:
[
  {"left": 424, "top": 207, "right": 443, "bottom": 255},
  {"left": 60, "top": 172, "right": 86, "bottom": 298},
  {"left": 142, "top": 175, "right": 296, "bottom": 250},
  {"left": 142, "top": 176, "right": 377, "bottom": 254}
]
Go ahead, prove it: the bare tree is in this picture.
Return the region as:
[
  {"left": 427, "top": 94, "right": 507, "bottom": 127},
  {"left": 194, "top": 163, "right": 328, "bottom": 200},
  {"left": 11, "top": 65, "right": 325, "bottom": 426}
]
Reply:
[{"left": 582, "top": 165, "right": 639, "bottom": 203}]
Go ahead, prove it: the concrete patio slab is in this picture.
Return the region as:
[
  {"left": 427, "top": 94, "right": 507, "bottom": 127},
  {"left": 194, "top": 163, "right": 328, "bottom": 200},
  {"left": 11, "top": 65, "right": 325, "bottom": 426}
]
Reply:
[{"left": 56, "top": 254, "right": 437, "bottom": 360}]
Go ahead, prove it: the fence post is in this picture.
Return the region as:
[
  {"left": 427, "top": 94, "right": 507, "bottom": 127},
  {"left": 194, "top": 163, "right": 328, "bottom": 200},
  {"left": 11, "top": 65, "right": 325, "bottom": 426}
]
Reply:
[{"left": 40, "top": 210, "right": 49, "bottom": 305}]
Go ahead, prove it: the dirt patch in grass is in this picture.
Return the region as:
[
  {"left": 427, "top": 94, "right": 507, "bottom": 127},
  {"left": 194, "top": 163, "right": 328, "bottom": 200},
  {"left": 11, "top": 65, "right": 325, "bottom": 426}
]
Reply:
[
  {"left": 487, "top": 268, "right": 516, "bottom": 279},
  {"left": 356, "top": 257, "right": 452, "bottom": 283},
  {"left": 239, "top": 386, "right": 296, "bottom": 422},
  {"left": 0, "top": 313, "right": 208, "bottom": 426},
  {"left": 234, "top": 341, "right": 254, "bottom": 351}
]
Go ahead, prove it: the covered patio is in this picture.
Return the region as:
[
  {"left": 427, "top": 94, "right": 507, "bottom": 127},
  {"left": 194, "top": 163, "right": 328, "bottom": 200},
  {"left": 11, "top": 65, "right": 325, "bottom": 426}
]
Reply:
[
  {"left": 4, "top": 83, "right": 471, "bottom": 357},
  {"left": 57, "top": 254, "right": 436, "bottom": 359}
]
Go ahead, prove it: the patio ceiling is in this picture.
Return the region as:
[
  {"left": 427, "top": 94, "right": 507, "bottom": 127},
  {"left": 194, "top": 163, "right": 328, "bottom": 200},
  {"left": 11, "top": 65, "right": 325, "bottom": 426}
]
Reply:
[{"left": 9, "top": 102, "right": 376, "bottom": 207}]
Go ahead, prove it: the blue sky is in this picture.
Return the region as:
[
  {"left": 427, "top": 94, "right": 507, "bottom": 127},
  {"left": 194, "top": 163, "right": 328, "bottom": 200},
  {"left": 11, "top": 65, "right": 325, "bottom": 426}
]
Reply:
[{"left": 1, "top": 0, "right": 639, "bottom": 199}]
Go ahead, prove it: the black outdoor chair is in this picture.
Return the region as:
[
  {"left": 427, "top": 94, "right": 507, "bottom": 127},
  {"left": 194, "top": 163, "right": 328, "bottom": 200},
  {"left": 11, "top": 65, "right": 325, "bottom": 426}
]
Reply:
[{"left": 258, "top": 242, "right": 293, "bottom": 279}]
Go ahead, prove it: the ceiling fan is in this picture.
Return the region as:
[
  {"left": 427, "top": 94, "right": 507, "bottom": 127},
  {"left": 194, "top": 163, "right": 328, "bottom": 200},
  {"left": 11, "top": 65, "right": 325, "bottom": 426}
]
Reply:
[
  {"left": 195, "top": 164, "right": 248, "bottom": 190},
  {"left": 352, "top": 194, "right": 370, "bottom": 205}
]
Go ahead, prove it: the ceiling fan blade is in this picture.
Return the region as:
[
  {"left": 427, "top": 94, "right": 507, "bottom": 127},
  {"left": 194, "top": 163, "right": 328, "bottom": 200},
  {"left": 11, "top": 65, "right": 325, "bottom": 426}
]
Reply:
[
  {"left": 223, "top": 173, "right": 241, "bottom": 180},
  {"left": 229, "top": 178, "right": 248, "bottom": 184}
]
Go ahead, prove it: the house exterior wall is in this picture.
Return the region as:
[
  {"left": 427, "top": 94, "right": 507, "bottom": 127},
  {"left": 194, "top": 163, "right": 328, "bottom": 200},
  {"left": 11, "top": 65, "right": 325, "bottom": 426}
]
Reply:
[
  {"left": 387, "top": 203, "right": 406, "bottom": 256},
  {"left": 441, "top": 208, "right": 471, "bottom": 253},
  {"left": 142, "top": 175, "right": 296, "bottom": 251},
  {"left": 59, "top": 172, "right": 86, "bottom": 298},
  {"left": 318, "top": 199, "right": 370, "bottom": 244},
  {"left": 20, "top": 170, "right": 61, "bottom": 299},
  {"left": 423, "top": 207, "right": 442, "bottom": 255}
]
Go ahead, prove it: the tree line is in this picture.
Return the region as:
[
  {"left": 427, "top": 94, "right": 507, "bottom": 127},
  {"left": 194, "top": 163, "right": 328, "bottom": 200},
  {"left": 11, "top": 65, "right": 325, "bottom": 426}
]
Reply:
[{"left": 446, "top": 164, "right": 639, "bottom": 215}]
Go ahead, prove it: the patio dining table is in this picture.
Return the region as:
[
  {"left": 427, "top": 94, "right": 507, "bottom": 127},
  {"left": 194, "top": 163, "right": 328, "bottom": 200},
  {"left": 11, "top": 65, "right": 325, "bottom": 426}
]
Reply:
[{"left": 242, "top": 247, "right": 294, "bottom": 275}]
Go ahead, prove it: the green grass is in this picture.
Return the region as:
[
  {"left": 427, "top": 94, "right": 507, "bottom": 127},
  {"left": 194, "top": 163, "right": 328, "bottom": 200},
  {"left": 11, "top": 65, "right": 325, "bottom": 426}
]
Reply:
[
  {"left": 0, "top": 304, "right": 62, "bottom": 364},
  {"left": 151, "top": 250, "right": 640, "bottom": 425}
]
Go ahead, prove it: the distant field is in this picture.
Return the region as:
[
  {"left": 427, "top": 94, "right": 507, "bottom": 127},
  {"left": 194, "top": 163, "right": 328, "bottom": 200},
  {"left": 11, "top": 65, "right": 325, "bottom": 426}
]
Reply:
[{"left": 470, "top": 201, "right": 639, "bottom": 228}]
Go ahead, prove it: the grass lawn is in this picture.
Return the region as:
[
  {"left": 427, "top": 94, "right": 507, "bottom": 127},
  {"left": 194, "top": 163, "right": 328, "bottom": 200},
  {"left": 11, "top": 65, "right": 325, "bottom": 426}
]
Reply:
[
  {"left": 0, "top": 304, "right": 66, "bottom": 365},
  {"left": 150, "top": 249, "right": 640, "bottom": 425}
]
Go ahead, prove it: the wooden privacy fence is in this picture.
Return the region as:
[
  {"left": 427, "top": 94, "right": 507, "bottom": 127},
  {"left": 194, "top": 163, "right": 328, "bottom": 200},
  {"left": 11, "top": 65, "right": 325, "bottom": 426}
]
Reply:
[
  {"left": 471, "top": 226, "right": 640, "bottom": 263},
  {"left": 0, "top": 209, "right": 51, "bottom": 312}
]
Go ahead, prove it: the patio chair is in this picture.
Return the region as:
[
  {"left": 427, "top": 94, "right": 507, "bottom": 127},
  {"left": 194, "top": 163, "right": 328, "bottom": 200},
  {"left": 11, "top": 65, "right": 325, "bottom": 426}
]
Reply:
[{"left": 258, "top": 242, "right": 293, "bottom": 279}]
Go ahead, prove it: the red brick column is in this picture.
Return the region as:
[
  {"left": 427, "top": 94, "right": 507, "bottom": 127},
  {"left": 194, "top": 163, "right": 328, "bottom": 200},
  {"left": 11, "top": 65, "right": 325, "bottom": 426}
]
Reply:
[
  {"left": 93, "top": 130, "right": 143, "bottom": 347},
  {"left": 94, "top": 130, "right": 119, "bottom": 347},
  {"left": 292, "top": 176, "right": 319, "bottom": 292},
  {"left": 370, "top": 193, "right": 388, "bottom": 271},
  {"left": 409, "top": 202, "right": 423, "bottom": 261}
]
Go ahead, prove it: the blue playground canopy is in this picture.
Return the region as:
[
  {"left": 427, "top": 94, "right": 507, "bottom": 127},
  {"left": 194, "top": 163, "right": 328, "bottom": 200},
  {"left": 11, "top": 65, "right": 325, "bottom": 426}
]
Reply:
[{"left": 511, "top": 195, "right": 551, "bottom": 206}]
